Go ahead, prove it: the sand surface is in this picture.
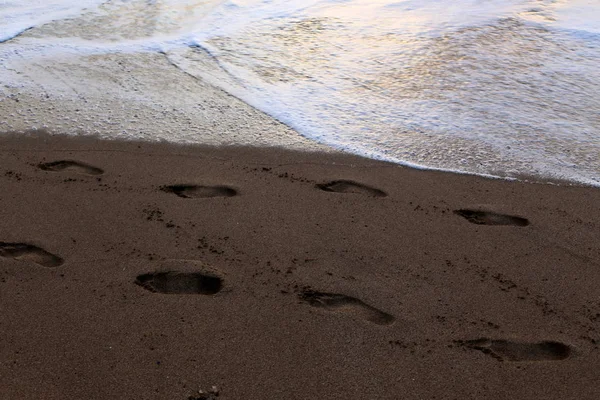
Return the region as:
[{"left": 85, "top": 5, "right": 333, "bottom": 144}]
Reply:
[
  {"left": 1, "top": 42, "right": 327, "bottom": 151},
  {"left": 0, "top": 131, "right": 599, "bottom": 399}
]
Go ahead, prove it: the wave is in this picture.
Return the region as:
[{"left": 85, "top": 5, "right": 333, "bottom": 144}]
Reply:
[{"left": 2, "top": 0, "right": 599, "bottom": 186}]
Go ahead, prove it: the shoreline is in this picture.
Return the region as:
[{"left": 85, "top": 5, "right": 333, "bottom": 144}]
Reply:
[
  {"left": 1, "top": 131, "right": 599, "bottom": 399},
  {"left": 2, "top": 37, "right": 597, "bottom": 188},
  {"left": 4, "top": 126, "right": 597, "bottom": 189}
]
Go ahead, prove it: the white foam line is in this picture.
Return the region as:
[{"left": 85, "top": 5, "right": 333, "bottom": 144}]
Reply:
[
  {"left": 188, "top": 40, "right": 600, "bottom": 188},
  {"left": 326, "top": 140, "right": 600, "bottom": 188},
  {"left": 0, "top": 26, "right": 34, "bottom": 43}
]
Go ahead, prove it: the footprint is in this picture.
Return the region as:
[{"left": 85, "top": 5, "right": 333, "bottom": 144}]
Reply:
[
  {"left": 160, "top": 185, "right": 237, "bottom": 199},
  {"left": 38, "top": 160, "right": 104, "bottom": 176},
  {"left": 316, "top": 180, "right": 387, "bottom": 197},
  {"left": 454, "top": 209, "right": 529, "bottom": 226},
  {"left": 459, "top": 338, "right": 571, "bottom": 362},
  {"left": 0, "top": 242, "right": 64, "bottom": 268},
  {"left": 135, "top": 271, "right": 223, "bottom": 295},
  {"left": 299, "top": 290, "right": 394, "bottom": 325}
]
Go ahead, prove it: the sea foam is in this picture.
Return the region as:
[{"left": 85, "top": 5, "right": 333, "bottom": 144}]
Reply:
[{"left": 1, "top": 0, "right": 599, "bottom": 186}]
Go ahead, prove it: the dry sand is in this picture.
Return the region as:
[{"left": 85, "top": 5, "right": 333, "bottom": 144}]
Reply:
[{"left": 0, "top": 130, "right": 599, "bottom": 399}]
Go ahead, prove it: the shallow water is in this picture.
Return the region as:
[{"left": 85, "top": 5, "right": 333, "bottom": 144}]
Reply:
[{"left": 1, "top": 0, "right": 599, "bottom": 185}]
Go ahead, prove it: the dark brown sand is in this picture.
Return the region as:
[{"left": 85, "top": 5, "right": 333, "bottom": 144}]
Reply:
[{"left": 1, "top": 131, "right": 599, "bottom": 399}]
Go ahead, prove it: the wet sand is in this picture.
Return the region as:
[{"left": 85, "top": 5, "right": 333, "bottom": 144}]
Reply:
[{"left": 0, "top": 131, "right": 599, "bottom": 399}]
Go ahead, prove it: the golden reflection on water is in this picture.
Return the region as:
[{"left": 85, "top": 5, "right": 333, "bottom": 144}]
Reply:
[
  {"left": 207, "top": 17, "right": 330, "bottom": 84},
  {"left": 202, "top": 8, "right": 599, "bottom": 175}
]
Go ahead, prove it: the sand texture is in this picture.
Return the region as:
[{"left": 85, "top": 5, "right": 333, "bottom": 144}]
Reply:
[{"left": 0, "top": 131, "right": 599, "bottom": 399}]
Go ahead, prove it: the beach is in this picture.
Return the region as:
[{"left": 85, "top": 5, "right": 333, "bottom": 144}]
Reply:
[
  {"left": 2, "top": 1, "right": 600, "bottom": 398},
  {"left": 0, "top": 131, "right": 599, "bottom": 399}
]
